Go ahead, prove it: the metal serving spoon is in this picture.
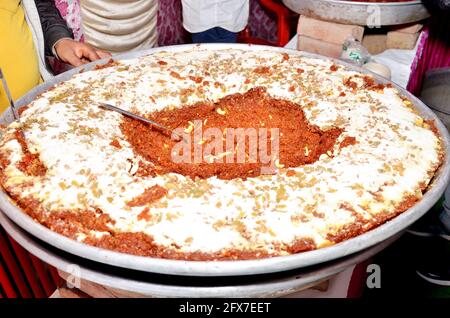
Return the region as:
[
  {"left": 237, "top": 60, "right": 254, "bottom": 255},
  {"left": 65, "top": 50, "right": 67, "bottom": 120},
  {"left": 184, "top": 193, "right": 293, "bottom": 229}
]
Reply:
[
  {"left": 0, "top": 68, "right": 27, "bottom": 141},
  {"left": 99, "top": 102, "right": 183, "bottom": 141}
]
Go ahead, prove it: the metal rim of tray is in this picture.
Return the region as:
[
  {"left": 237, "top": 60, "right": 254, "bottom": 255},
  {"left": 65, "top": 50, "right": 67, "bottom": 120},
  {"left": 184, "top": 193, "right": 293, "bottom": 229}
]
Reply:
[
  {"left": 322, "top": 0, "right": 424, "bottom": 6},
  {"left": 282, "top": 0, "right": 430, "bottom": 26},
  {"left": 0, "top": 44, "right": 449, "bottom": 277},
  {"left": 0, "top": 210, "right": 400, "bottom": 297}
]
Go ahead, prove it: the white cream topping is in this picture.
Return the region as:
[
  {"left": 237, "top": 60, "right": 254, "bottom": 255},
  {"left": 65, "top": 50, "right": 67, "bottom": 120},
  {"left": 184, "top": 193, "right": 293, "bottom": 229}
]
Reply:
[{"left": 0, "top": 48, "right": 442, "bottom": 256}]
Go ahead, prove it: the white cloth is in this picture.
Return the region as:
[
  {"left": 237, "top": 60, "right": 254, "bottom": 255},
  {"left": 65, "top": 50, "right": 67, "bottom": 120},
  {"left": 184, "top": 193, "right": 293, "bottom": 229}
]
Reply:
[
  {"left": 80, "top": 0, "right": 158, "bottom": 53},
  {"left": 284, "top": 34, "right": 419, "bottom": 89},
  {"left": 22, "top": 0, "right": 53, "bottom": 81},
  {"left": 181, "top": 0, "right": 249, "bottom": 33}
]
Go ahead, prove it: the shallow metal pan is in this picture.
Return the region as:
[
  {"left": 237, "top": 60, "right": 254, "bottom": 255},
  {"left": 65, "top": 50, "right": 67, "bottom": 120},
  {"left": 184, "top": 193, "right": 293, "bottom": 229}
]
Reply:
[
  {"left": 0, "top": 210, "right": 400, "bottom": 297},
  {"left": 0, "top": 44, "right": 449, "bottom": 277},
  {"left": 283, "top": 0, "right": 430, "bottom": 26}
]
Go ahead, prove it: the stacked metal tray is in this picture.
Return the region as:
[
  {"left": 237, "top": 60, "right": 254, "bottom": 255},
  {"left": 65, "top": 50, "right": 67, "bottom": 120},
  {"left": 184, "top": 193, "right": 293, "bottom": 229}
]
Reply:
[{"left": 0, "top": 210, "right": 400, "bottom": 297}]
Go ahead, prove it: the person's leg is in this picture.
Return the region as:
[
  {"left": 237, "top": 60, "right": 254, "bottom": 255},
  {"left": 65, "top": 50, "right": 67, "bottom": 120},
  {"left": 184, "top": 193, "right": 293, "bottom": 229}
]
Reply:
[
  {"left": 191, "top": 30, "right": 213, "bottom": 43},
  {"left": 213, "top": 27, "right": 238, "bottom": 43},
  {"left": 191, "top": 27, "right": 237, "bottom": 43}
]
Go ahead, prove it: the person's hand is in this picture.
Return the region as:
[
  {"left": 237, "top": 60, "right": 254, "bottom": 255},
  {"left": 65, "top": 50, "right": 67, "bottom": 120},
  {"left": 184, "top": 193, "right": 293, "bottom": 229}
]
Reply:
[{"left": 54, "top": 39, "right": 111, "bottom": 67}]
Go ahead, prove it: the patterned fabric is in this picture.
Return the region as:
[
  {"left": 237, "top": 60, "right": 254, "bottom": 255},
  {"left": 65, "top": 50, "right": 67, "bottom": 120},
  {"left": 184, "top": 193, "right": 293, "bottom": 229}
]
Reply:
[
  {"left": 407, "top": 11, "right": 450, "bottom": 95},
  {"left": 248, "top": 0, "right": 278, "bottom": 43},
  {"left": 54, "top": 0, "right": 83, "bottom": 41},
  {"left": 157, "top": 0, "right": 189, "bottom": 46}
]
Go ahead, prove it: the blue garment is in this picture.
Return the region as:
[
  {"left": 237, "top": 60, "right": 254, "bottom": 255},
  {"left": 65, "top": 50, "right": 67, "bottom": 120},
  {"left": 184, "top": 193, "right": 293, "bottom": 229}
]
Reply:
[{"left": 191, "top": 27, "right": 238, "bottom": 44}]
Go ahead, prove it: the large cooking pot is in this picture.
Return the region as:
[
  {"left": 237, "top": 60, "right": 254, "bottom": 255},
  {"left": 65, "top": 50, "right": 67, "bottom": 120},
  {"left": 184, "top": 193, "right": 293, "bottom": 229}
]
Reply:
[{"left": 0, "top": 44, "right": 449, "bottom": 277}]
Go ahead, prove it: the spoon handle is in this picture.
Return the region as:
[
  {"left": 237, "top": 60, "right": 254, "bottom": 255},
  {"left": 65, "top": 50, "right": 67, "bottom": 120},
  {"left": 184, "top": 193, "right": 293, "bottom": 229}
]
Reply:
[{"left": 99, "top": 103, "right": 182, "bottom": 140}]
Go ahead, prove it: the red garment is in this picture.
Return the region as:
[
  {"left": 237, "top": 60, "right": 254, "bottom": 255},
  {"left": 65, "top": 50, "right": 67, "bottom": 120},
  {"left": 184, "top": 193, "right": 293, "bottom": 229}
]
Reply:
[{"left": 407, "top": 11, "right": 450, "bottom": 95}]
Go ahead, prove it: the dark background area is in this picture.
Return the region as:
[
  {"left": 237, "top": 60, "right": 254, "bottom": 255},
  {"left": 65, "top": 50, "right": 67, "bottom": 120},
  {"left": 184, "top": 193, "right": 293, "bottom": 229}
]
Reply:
[{"left": 363, "top": 199, "right": 450, "bottom": 298}]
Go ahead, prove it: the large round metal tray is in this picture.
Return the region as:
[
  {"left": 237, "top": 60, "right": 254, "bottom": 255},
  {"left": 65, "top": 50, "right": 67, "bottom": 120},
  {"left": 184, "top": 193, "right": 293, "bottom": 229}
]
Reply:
[
  {"left": 0, "top": 210, "right": 399, "bottom": 297},
  {"left": 283, "top": 0, "right": 430, "bottom": 26},
  {"left": 0, "top": 44, "right": 449, "bottom": 277}
]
